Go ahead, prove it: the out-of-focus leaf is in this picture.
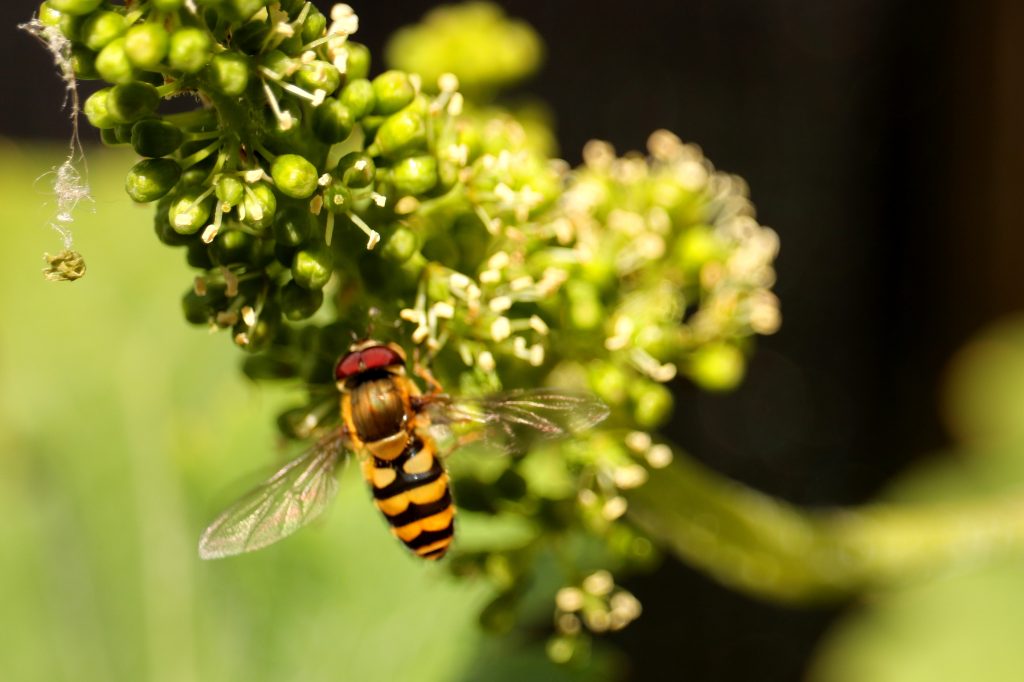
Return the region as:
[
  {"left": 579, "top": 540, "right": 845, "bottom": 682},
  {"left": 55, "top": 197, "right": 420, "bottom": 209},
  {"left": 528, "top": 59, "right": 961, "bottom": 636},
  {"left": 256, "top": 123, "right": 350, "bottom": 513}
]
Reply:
[{"left": 808, "top": 555, "right": 1024, "bottom": 682}]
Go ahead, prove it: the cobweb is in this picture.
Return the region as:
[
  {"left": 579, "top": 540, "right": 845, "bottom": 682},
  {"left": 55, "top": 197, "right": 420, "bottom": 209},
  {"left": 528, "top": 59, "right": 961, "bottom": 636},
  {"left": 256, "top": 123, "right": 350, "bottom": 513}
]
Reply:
[{"left": 20, "top": 16, "right": 90, "bottom": 281}]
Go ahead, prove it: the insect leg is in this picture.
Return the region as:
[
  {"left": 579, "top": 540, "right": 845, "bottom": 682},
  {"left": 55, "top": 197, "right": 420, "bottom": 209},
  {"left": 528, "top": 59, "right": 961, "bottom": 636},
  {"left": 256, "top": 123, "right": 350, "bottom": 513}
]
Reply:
[{"left": 412, "top": 350, "right": 445, "bottom": 395}]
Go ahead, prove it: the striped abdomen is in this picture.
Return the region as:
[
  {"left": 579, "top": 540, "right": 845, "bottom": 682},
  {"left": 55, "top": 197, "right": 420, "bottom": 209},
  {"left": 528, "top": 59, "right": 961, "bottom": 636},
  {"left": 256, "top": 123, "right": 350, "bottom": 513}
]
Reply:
[{"left": 361, "top": 436, "right": 455, "bottom": 560}]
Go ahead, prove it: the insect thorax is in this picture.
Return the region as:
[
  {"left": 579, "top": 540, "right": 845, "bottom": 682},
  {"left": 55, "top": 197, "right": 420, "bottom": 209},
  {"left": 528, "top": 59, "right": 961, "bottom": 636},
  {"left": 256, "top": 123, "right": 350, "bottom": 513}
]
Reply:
[{"left": 345, "top": 373, "right": 411, "bottom": 458}]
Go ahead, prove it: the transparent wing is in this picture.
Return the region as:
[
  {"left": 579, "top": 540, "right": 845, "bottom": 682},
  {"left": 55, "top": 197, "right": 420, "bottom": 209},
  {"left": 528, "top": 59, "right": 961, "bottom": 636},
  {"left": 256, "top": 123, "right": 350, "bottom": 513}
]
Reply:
[
  {"left": 424, "top": 389, "right": 609, "bottom": 453},
  {"left": 198, "top": 430, "right": 349, "bottom": 560}
]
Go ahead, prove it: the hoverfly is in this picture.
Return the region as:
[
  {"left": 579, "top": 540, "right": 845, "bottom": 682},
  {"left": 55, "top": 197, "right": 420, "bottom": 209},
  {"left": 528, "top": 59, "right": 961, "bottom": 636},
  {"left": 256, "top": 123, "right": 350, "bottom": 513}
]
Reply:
[{"left": 198, "top": 339, "right": 609, "bottom": 560}]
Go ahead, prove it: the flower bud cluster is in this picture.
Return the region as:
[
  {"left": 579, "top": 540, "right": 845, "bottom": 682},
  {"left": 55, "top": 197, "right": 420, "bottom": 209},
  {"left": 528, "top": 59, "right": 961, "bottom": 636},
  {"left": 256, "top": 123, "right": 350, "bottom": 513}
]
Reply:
[
  {"left": 34, "top": 0, "right": 781, "bottom": 662},
  {"left": 41, "top": 0, "right": 473, "bottom": 356}
]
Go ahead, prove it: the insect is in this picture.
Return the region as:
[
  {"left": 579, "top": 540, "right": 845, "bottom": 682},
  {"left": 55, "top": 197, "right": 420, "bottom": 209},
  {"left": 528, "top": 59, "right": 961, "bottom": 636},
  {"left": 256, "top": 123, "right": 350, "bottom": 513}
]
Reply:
[{"left": 198, "top": 339, "right": 609, "bottom": 561}]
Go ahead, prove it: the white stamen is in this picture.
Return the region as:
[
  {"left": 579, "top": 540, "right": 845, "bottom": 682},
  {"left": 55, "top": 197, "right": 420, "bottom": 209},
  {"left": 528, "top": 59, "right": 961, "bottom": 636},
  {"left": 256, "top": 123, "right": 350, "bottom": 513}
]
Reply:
[
  {"left": 583, "top": 570, "right": 614, "bottom": 596},
  {"left": 490, "top": 317, "right": 511, "bottom": 341},
  {"left": 477, "top": 351, "right": 496, "bottom": 372},
  {"left": 447, "top": 93, "right": 464, "bottom": 117},
  {"left": 432, "top": 302, "right": 455, "bottom": 319},
  {"left": 487, "top": 251, "right": 510, "bottom": 270},
  {"left": 602, "top": 496, "right": 628, "bottom": 520},
  {"left": 625, "top": 431, "right": 652, "bottom": 453},
  {"left": 241, "top": 306, "right": 257, "bottom": 327},
  {"left": 646, "top": 444, "right": 673, "bottom": 468},
  {"left": 489, "top": 296, "right": 512, "bottom": 312},
  {"left": 438, "top": 72, "right": 459, "bottom": 93},
  {"left": 556, "top": 588, "right": 584, "bottom": 612},
  {"left": 449, "top": 272, "right": 472, "bottom": 289}
]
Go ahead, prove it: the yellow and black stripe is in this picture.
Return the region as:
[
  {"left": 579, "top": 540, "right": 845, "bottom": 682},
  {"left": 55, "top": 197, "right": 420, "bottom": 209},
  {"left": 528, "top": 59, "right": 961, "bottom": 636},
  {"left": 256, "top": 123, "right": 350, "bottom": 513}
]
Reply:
[{"left": 361, "top": 436, "right": 455, "bottom": 560}]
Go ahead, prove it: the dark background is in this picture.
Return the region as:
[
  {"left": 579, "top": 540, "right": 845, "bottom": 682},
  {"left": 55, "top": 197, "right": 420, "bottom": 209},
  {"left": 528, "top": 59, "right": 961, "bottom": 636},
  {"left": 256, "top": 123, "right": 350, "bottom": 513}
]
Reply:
[{"left": 5, "top": 0, "right": 1023, "bottom": 679}]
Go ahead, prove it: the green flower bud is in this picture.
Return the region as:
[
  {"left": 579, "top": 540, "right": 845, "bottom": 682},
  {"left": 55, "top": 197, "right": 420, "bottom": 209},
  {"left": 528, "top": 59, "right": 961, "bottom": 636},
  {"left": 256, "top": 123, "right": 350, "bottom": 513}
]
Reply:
[
  {"left": 211, "top": 229, "right": 256, "bottom": 264},
  {"left": 281, "top": 280, "right": 324, "bottom": 320},
  {"left": 47, "top": 0, "right": 101, "bottom": 16},
  {"left": 300, "top": 8, "right": 326, "bottom": 43},
  {"left": 339, "top": 78, "right": 375, "bottom": 120},
  {"left": 113, "top": 123, "right": 135, "bottom": 145},
  {"left": 295, "top": 61, "right": 341, "bottom": 97},
  {"left": 153, "top": 196, "right": 193, "bottom": 246},
  {"left": 241, "top": 181, "right": 277, "bottom": 230},
  {"left": 70, "top": 45, "right": 99, "bottom": 79},
  {"left": 80, "top": 10, "right": 126, "bottom": 52},
  {"left": 372, "top": 108, "right": 427, "bottom": 159},
  {"left": 99, "top": 127, "right": 122, "bottom": 146},
  {"left": 292, "top": 247, "right": 333, "bottom": 290},
  {"left": 262, "top": 97, "right": 303, "bottom": 145},
  {"left": 675, "top": 225, "right": 722, "bottom": 271},
  {"left": 372, "top": 70, "right": 416, "bottom": 115},
  {"left": 258, "top": 49, "right": 295, "bottom": 78},
  {"left": 185, "top": 240, "right": 214, "bottom": 269},
  {"left": 83, "top": 88, "right": 116, "bottom": 129},
  {"left": 168, "top": 27, "right": 213, "bottom": 74},
  {"left": 276, "top": 0, "right": 306, "bottom": 15},
  {"left": 589, "top": 361, "right": 628, "bottom": 405},
  {"left": 424, "top": 163, "right": 457, "bottom": 200},
  {"left": 124, "top": 23, "right": 170, "bottom": 70},
  {"left": 565, "top": 280, "right": 603, "bottom": 330},
  {"left": 344, "top": 42, "right": 371, "bottom": 81},
  {"left": 216, "top": 176, "right": 245, "bottom": 207},
  {"left": 58, "top": 13, "right": 84, "bottom": 42},
  {"left": 230, "top": 0, "right": 270, "bottom": 22},
  {"left": 270, "top": 154, "right": 318, "bottom": 199},
  {"left": 273, "top": 205, "right": 314, "bottom": 247},
  {"left": 322, "top": 179, "right": 351, "bottom": 214},
  {"left": 182, "top": 289, "right": 211, "bottom": 325},
  {"left": 152, "top": 0, "right": 184, "bottom": 10},
  {"left": 381, "top": 226, "right": 419, "bottom": 264},
  {"left": 335, "top": 151, "right": 375, "bottom": 188},
  {"left": 235, "top": 307, "right": 280, "bottom": 354},
  {"left": 168, "top": 188, "right": 214, "bottom": 234},
  {"left": 38, "top": 3, "right": 62, "bottom": 27},
  {"left": 311, "top": 98, "right": 354, "bottom": 144},
  {"left": 125, "top": 158, "right": 181, "bottom": 203},
  {"left": 687, "top": 342, "right": 745, "bottom": 392},
  {"left": 131, "top": 119, "right": 183, "bottom": 157},
  {"left": 391, "top": 155, "right": 438, "bottom": 196},
  {"left": 634, "top": 325, "right": 683, "bottom": 363},
  {"left": 631, "top": 381, "right": 673, "bottom": 429},
  {"left": 95, "top": 38, "right": 134, "bottom": 85},
  {"left": 106, "top": 81, "right": 160, "bottom": 123},
  {"left": 207, "top": 50, "right": 249, "bottom": 96}
]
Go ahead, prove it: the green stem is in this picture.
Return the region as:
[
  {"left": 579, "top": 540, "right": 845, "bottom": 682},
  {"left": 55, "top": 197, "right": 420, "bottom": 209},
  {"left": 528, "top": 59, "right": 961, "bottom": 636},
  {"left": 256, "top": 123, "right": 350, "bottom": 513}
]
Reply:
[
  {"left": 626, "top": 453, "right": 1024, "bottom": 604},
  {"left": 178, "top": 139, "right": 221, "bottom": 169}
]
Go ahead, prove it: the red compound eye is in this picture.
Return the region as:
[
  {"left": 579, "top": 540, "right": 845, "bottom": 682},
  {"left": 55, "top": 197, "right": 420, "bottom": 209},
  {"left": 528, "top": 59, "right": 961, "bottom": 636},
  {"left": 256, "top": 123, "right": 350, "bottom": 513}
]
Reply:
[
  {"left": 334, "top": 345, "right": 405, "bottom": 382},
  {"left": 360, "top": 345, "right": 405, "bottom": 371},
  {"left": 334, "top": 351, "right": 364, "bottom": 381}
]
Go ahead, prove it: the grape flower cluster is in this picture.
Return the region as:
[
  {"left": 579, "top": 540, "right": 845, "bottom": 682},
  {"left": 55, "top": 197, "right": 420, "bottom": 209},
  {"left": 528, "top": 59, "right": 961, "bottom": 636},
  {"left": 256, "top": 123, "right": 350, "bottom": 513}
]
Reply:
[{"left": 30, "top": 0, "right": 780, "bottom": 664}]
